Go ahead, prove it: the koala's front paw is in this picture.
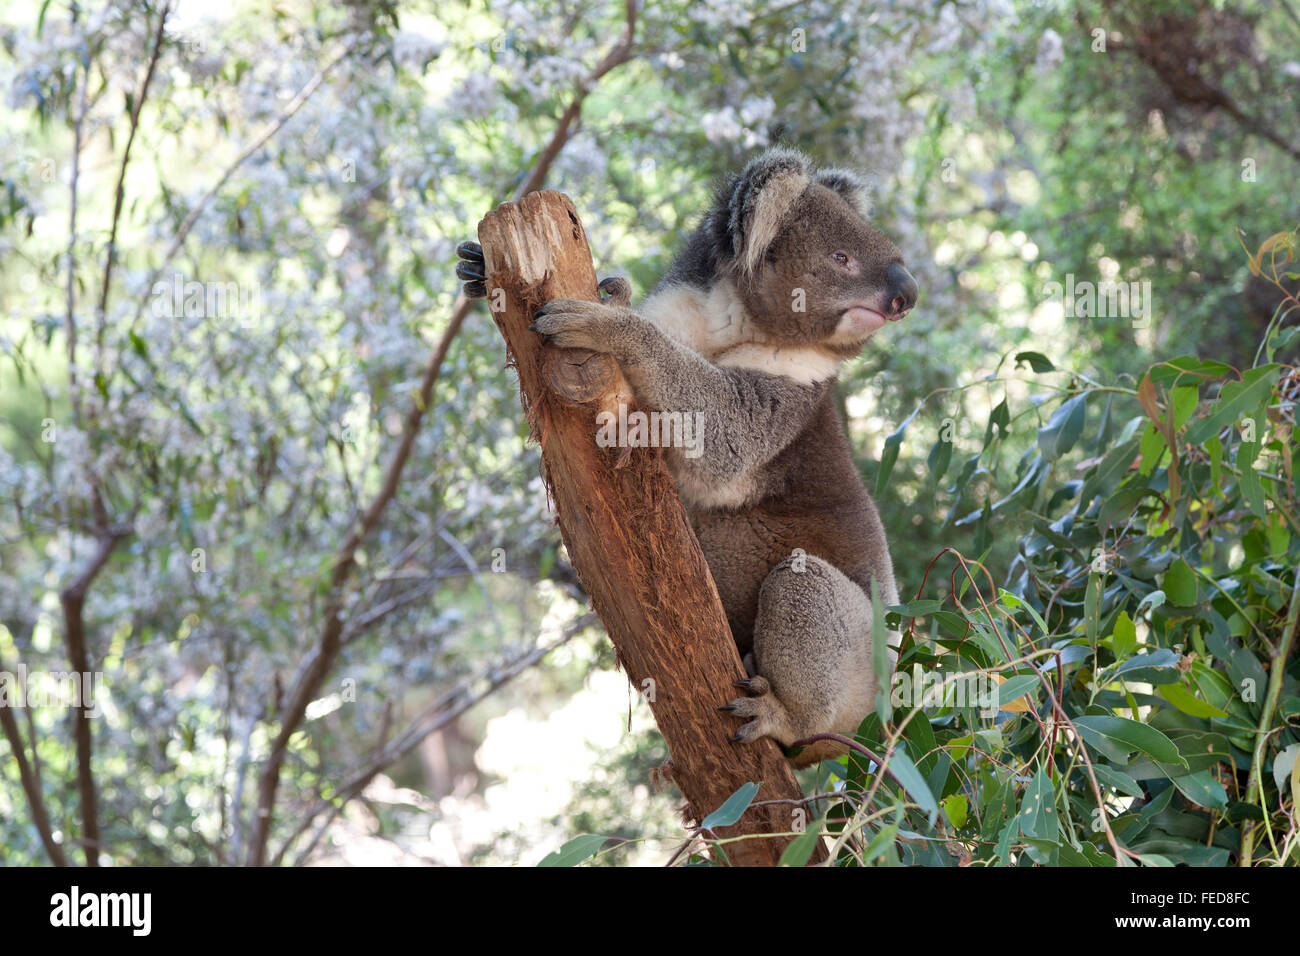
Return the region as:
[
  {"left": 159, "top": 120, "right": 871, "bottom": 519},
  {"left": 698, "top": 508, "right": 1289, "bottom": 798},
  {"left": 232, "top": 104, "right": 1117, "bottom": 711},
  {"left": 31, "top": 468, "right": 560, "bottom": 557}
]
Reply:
[
  {"left": 598, "top": 276, "right": 632, "bottom": 306},
  {"left": 531, "top": 298, "right": 625, "bottom": 352},
  {"left": 455, "top": 240, "right": 487, "bottom": 298}
]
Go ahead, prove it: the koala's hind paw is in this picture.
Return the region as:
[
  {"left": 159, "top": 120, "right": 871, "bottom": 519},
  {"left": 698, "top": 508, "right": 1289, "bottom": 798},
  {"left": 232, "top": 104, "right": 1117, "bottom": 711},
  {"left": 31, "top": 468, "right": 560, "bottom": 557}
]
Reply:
[
  {"left": 531, "top": 298, "right": 621, "bottom": 352},
  {"left": 722, "top": 686, "right": 785, "bottom": 745},
  {"left": 455, "top": 240, "right": 487, "bottom": 298},
  {"left": 734, "top": 675, "right": 771, "bottom": 695}
]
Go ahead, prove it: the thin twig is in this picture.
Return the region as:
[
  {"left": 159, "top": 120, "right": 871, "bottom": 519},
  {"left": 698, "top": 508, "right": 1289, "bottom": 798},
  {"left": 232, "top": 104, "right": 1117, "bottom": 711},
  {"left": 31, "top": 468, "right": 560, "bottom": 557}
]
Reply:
[
  {"left": 63, "top": 21, "right": 90, "bottom": 424},
  {"left": 59, "top": 526, "right": 128, "bottom": 865},
  {"left": 95, "top": 1, "right": 170, "bottom": 368},
  {"left": 0, "top": 653, "right": 68, "bottom": 866}
]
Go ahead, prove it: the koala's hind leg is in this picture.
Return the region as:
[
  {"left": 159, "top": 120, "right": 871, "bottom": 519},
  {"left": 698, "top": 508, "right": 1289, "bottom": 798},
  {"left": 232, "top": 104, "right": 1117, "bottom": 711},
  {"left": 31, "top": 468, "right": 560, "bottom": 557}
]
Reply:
[{"left": 723, "top": 555, "right": 883, "bottom": 765}]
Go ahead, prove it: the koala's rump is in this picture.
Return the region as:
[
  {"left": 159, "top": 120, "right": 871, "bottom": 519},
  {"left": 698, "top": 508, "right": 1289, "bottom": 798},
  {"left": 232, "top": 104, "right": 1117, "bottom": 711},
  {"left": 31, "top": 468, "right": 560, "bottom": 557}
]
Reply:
[{"left": 691, "top": 491, "right": 889, "bottom": 655}]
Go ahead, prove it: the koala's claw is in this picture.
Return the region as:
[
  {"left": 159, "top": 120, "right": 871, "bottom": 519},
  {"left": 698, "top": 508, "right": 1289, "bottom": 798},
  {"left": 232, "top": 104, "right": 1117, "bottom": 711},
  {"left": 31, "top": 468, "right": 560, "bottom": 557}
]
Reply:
[
  {"left": 531, "top": 298, "right": 617, "bottom": 352},
  {"left": 456, "top": 240, "right": 487, "bottom": 298},
  {"left": 455, "top": 259, "right": 485, "bottom": 282},
  {"left": 723, "top": 684, "right": 781, "bottom": 745},
  {"left": 598, "top": 276, "right": 632, "bottom": 306},
  {"left": 734, "top": 675, "right": 770, "bottom": 695}
]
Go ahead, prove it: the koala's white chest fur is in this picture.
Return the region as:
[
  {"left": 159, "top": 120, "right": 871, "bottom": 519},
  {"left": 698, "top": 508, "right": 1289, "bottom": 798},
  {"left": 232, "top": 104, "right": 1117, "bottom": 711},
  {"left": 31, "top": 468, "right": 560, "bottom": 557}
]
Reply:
[{"left": 640, "top": 280, "right": 840, "bottom": 386}]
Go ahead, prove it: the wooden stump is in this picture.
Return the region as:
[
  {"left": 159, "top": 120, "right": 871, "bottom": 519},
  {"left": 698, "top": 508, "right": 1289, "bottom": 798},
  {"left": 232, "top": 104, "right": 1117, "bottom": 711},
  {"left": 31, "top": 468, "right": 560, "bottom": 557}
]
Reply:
[{"left": 478, "top": 191, "right": 822, "bottom": 866}]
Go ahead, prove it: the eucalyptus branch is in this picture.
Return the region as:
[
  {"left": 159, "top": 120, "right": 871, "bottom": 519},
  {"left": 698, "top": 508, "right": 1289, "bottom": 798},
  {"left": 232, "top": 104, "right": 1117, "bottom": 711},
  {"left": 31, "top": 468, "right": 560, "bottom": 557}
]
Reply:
[
  {"left": 0, "top": 652, "right": 68, "bottom": 866},
  {"left": 95, "top": 1, "right": 170, "bottom": 366}
]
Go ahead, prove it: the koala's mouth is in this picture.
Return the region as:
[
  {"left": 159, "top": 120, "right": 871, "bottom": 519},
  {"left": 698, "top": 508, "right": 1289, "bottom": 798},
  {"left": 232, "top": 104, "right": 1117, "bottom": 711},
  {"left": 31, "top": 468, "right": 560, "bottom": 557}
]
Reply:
[{"left": 834, "top": 305, "right": 890, "bottom": 342}]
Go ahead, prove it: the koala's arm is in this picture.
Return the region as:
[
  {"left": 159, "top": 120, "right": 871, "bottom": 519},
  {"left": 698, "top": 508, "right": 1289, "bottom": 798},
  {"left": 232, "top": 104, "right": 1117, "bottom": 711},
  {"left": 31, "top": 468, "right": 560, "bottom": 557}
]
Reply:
[{"left": 531, "top": 299, "right": 821, "bottom": 481}]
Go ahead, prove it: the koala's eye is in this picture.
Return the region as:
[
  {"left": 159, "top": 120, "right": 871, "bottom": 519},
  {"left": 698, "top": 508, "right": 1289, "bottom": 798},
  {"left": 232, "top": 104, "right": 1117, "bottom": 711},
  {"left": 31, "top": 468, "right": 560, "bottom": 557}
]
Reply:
[{"left": 832, "top": 251, "right": 851, "bottom": 266}]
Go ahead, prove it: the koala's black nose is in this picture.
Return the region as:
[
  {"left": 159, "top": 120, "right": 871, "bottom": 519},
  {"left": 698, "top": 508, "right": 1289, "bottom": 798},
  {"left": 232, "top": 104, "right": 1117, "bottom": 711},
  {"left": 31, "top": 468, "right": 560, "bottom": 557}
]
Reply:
[{"left": 885, "top": 263, "right": 918, "bottom": 318}]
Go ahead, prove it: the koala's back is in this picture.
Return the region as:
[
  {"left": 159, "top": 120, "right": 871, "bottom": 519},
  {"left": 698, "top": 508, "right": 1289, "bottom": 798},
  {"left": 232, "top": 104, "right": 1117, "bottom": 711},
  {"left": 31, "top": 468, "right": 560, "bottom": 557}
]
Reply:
[{"left": 685, "top": 390, "right": 898, "bottom": 653}]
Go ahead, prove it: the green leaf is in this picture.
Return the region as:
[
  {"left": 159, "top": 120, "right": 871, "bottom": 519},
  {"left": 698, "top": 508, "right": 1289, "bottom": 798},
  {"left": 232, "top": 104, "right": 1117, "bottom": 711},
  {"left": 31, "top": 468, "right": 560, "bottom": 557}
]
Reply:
[
  {"left": 1111, "top": 611, "right": 1136, "bottom": 659},
  {"left": 886, "top": 745, "right": 939, "bottom": 825},
  {"left": 1273, "top": 743, "right": 1299, "bottom": 800},
  {"left": 537, "top": 834, "right": 612, "bottom": 867},
  {"left": 700, "top": 781, "right": 760, "bottom": 830},
  {"left": 1134, "top": 839, "right": 1228, "bottom": 867},
  {"left": 1169, "top": 385, "right": 1200, "bottom": 430},
  {"left": 986, "top": 397, "right": 1010, "bottom": 443},
  {"left": 1207, "top": 432, "right": 1223, "bottom": 487},
  {"left": 1162, "top": 559, "right": 1198, "bottom": 607},
  {"left": 1157, "top": 681, "right": 1227, "bottom": 719},
  {"left": 1079, "top": 436, "right": 1141, "bottom": 505},
  {"left": 943, "top": 793, "right": 968, "bottom": 829},
  {"left": 863, "top": 823, "right": 899, "bottom": 864},
  {"left": 1106, "top": 647, "right": 1181, "bottom": 681},
  {"left": 1168, "top": 770, "right": 1227, "bottom": 810},
  {"left": 1136, "top": 589, "right": 1166, "bottom": 615},
  {"left": 128, "top": 329, "right": 150, "bottom": 359},
  {"left": 931, "top": 610, "right": 968, "bottom": 638},
  {"left": 1138, "top": 422, "right": 1165, "bottom": 475},
  {"left": 1015, "top": 351, "right": 1055, "bottom": 372},
  {"left": 1238, "top": 425, "right": 1266, "bottom": 516},
  {"left": 1183, "top": 366, "right": 1281, "bottom": 445},
  {"left": 1037, "top": 393, "right": 1088, "bottom": 460},
  {"left": 1056, "top": 841, "right": 1096, "bottom": 867},
  {"left": 901, "top": 710, "right": 939, "bottom": 779},
  {"left": 1146, "top": 355, "right": 1233, "bottom": 388},
  {"left": 778, "top": 818, "right": 825, "bottom": 867},
  {"left": 1091, "top": 764, "right": 1144, "bottom": 798},
  {"left": 1018, "top": 763, "right": 1058, "bottom": 842},
  {"left": 927, "top": 436, "right": 952, "bottom": 485},
  {"left": 996, "top": 674, "right": 1040, "bottom": 706},
  {"left": 892, "top": 599, "right": 945, "bottom": 617},
  {"left": 1155, "top": 730, "right": 1232, "bottom": 775},
  {"left": 1073, "top": 715, "right": 1185, "bottom": 766},
  {"left": 876, "top": 421, "right": 906, "bottom": 495},
  {"left": 1085, "top": 571, "right": 1102, "bottom": 646},
  {"left": 994, "top": 817, "right": 1016, "bottom": 864}
]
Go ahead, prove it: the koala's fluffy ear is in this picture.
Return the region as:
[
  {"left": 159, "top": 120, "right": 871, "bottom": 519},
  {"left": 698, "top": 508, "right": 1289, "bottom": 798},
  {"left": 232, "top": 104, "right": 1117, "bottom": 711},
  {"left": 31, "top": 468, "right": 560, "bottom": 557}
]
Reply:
[
  {"left": 814, "top": 168, "right": 874, "bottom": 221},
  {"left": 726, "top": 148, "right": 813, "bottom": 278}
]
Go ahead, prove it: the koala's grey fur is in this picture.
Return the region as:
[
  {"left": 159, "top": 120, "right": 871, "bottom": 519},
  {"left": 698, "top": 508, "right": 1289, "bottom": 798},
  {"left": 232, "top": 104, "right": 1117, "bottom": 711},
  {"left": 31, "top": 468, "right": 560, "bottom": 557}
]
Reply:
[{"left": 499, "top": 148, "right": 915, "bottom": 767}]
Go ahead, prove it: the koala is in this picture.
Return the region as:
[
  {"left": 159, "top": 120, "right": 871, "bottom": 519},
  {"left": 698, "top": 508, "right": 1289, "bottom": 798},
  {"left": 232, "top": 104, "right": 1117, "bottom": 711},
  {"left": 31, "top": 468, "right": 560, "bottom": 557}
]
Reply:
[{"left": 457, "top": 148, "right": 917, "bottom": 767}]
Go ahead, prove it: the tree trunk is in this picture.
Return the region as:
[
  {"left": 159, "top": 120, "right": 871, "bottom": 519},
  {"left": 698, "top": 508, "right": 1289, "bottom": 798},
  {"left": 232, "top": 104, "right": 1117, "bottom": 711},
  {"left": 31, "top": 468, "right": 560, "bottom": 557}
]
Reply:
[{"left": 478, "top": 190, "right": 823, "bottom": 867}]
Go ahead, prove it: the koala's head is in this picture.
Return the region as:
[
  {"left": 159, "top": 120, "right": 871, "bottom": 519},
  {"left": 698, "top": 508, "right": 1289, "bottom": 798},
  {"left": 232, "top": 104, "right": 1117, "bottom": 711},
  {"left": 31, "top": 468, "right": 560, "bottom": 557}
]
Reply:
[{"left": 715, "top": 148, "right": 918, "bottom": 357}]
